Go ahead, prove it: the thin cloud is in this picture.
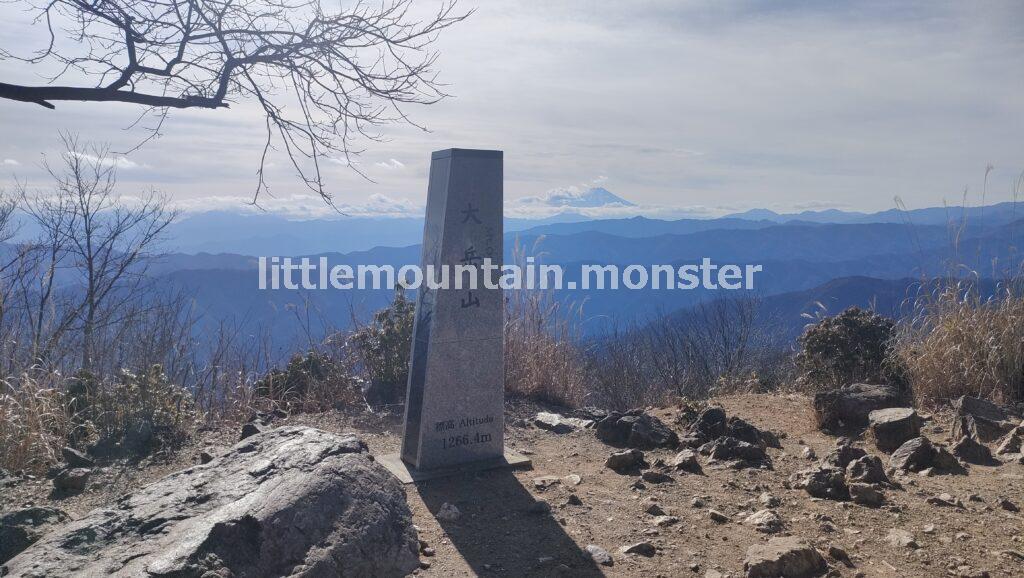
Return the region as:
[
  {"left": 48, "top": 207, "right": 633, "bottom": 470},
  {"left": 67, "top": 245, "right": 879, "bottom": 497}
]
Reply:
[
  {"left": 2, "top": 158, "right": 19, "bottom": 166},
  {"left": 67, "top": 151, "right": 142, "bottom": 170},
  {"left": 374, "top": 158, "right": 405, "bottom": 170}
]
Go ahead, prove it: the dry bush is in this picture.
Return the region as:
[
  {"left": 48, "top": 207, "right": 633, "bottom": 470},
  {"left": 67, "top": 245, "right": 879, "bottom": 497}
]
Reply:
[
  {"left": 586, "top": 296, "right": 788, "bottom": 409},
  {"left": 894, "top": 281, "right": 1024, "bottom": 407},
  {"left": 67, "top": 366, "right": 198, "bottom": 457},
  {"left": 0, "top": 374, "right": 72, "bottom": 474},
  {"left": 250, "top": 348, "right": 364, "bottom": 414}
]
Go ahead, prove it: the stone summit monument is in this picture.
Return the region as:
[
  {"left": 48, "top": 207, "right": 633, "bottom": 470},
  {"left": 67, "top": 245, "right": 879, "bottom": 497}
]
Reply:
[{"left": 380, "top": 148, "right": 530, "bottom": 483}]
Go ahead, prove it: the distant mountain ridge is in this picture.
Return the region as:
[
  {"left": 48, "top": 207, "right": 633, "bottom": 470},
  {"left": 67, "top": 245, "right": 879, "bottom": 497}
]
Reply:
[
  {"left": 156, "top": 196, "right": 1023, "bottom": 257},
  {"left": 723, "top": 201, "right": 1023, "bottom": 226}
]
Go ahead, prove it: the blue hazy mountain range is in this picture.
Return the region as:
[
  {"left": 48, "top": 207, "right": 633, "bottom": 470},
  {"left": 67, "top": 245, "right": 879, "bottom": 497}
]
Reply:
[
  {"left": 12, "top": 190, "right": 1021, "bottom": 347},
  {"left": 142, "top": 202, "right": 1024, "bottom": 343},
  {"left": 162, "top": 195, "right": 1023, "bottom": 256}
]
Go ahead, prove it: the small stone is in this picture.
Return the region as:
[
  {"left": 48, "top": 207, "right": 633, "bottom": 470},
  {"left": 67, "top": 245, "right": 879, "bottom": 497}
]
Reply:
[
  {"left": 533, "top": 412, "right": 588, "bottom": 434},
  {"left": 564, "top": 494, "right": 583, "bottom": 507},
  {"left": 52, "top": 468, "right": 90, "bottom": 493},
  {"left": 644, "top": 501, "right": 666, "bottom": 516},
  {"left": 60, "top": 447, "right": 94, "bottom": 468},
  {"left": 791, "top": 465, "right": 848, "bottom": 501},
  {"left": 846, "top": 455, "right": 889, "bottom": 485},
  {"left": 671, "top": 449, "right": 703, "bottom": 473},
  {"left": 801, "top": 446, "right": 816, "bottom": 460},
  {"left": 239, "top": 422, "right": 264, "bottom": 440},
  {"left": 654, "top": 515, "right": 680, "bottom": 527},
  {"left": 691, "top": 496, "right": 708, "bottom": 508},
  {"left": 828, "top": 545, "right": 855, "bottom": 568},
  {"left": 527, "top": 500, "right": 551, "bottom": 514},
  {"left": 758, "top": 492, "right": 781, "bottom": 508},
  {"left": 563, "top": 474, "right": 582, "bottom": 485},
  {"left": 998, "top": 498, "right": 1019, "bottom": 512},
  {"left": 708, "top": 509, "right": 730, "bottom": 523},
  {"left": 533, "top": 476, "right": 561, "bottom": 490},
  {"left": 605, "top": 449, "right": 645, "bottom": 472},
  {"left": 620, "top": 541, "right": 656, "bottom": 557},
  {"left": 849, "top": 483, "right": 884, "bottom": 507},
  {"left": 641, "top": 470, "right": 673, "bottom": 484},
  {"left": 886, "top": 528, "right": 918, "bottom": 549},
  {"left": 198, "top": 450, "right": 215, "bottom": 465},
  {"left": 995, "top": 430, "right": 1022, "bottom": 455},
  {"left": 927, "top": 493, "right": 964, "bottom": 508},
  {"left": 585, "top": 544, "right": 614, "bottom": 566},
  {"left": 922, "top": 524, "right": 936, "bottom": 534},
  {"left": 744, "top": 509, "right": 784, "bottom": 533},
  {"left": 436, "top": 502, "right": 461, "bottom": 521}
]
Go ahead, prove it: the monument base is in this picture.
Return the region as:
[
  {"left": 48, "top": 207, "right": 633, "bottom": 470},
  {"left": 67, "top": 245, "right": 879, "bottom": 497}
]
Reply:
[{"left": 378, "top": 450, "right": 532, "bottom": 484}]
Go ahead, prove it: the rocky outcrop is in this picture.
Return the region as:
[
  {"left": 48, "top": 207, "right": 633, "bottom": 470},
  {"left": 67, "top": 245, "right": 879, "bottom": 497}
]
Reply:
[
  {"left": 595, "top": 410, "right": 679, "bottom": 449},
  {"left": 868, "top": 408, "right": 921, "bottom": 452},
  {"left": 846, "top": 455, "right": 888, "bottom": 485},
  {"left": 951, "top": 396, "right": 1020, "bottom": 443},
  {"left": 952, "top": 436, "right": 997, "bottom": 465},
  {"left": 996, "top": 427, "right": 1023, "bottom": 457},
  {"left": 889, "top": 436, "right": 966, "bottom": 475},
  {"left": 791, "top": 465, "right": 849, "bottom": 500},
  {"left": 813, "top": 383, "right": 902, "bottom": 432},
  {"left": 703, "top": 436, "right": 772, "bottom": 469},
  {"left": 3, "top": 426, "right": 420, "bottom": 578},
  {"left": 0, "top": 507, "right": 70, "bottom": 564},
  {"left": 681, "top": 407, "right": 779, "bottom": 449},
  {"left": 792, "top": 439, "right": 890, "bottom": 504}
]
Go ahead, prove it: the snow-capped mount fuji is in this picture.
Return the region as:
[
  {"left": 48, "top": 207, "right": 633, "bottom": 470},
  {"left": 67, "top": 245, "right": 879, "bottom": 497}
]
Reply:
[{"left": 514, "top": 186, "right": 636, "bottom": 209}]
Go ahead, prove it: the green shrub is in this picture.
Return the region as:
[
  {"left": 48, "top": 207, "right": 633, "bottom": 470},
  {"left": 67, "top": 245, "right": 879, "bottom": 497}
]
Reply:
[
  {"left": 75, "top": 365, "right": 198, "bottom": 456},
  {"left": 795, "top": 307, "right": 902, "bottom": 391},
  {"left": 351, "top": 290, "right": 415, "bottom": 406},
  {"left": 253, "top": 350, "right": 363, "bottom": 411}
]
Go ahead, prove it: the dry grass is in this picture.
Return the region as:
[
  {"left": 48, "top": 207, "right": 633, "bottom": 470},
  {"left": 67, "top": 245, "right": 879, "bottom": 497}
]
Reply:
[
  {"left": 503, "top": 240, "right": 587, "bottom": 407},
  {"left": 504, "top": 286, "right": 587, "bottom": 408},
  {"left": 894, "top": 281, "right": 1024, "bottom": 407},
  {"left": 0, "top": 373, "right": 73, "bottom": 474}
]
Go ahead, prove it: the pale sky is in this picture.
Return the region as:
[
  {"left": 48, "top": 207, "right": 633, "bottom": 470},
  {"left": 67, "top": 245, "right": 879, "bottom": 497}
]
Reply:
[{"left": 1, "top": 0, "right": 1022, "bottom": 218}]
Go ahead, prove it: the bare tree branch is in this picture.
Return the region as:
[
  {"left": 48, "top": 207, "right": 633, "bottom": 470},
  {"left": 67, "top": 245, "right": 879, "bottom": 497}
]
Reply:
[{"left": 0, "top": 0, "right": 469, "bottom": 202}]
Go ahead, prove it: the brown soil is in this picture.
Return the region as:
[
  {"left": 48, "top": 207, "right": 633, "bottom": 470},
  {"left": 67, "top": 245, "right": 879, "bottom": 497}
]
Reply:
[{"left": 4, "top": 394, "right": 1023, "bottom": 577}]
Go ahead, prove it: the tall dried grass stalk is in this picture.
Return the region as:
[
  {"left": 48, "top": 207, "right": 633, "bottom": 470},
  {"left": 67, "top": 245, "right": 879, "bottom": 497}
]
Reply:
[{"left": 894, "top": 281, "right": 1024, "bottom": 407}]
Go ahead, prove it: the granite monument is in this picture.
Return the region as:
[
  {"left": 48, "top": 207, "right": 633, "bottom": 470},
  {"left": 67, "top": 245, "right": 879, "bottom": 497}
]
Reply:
[{"left": 380, "top": 148, "right": 529, "bottom": 482}]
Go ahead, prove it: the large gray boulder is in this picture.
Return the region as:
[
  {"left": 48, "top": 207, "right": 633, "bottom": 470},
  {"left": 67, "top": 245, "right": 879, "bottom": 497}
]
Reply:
[
  {"left": 813, "top": 383, "right": 902, "bottom": 432},
  {"left": 3, "top": 426, "right": 419, "bottom": 578},
  {"left": 0, "top": 507, "right": 70, "bottom": 564}
]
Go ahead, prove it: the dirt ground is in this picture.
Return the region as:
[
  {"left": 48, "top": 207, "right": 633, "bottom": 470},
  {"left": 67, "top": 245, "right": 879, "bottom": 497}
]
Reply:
[{"left": 4, "top": 394, "right": 1023, "bottom": 577}]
